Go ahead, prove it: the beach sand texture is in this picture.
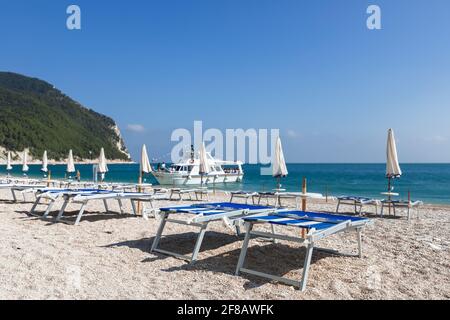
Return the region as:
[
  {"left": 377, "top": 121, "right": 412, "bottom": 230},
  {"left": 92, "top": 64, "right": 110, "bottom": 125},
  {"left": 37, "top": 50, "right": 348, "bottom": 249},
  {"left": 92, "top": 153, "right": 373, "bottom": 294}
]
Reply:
[{"left": 0, "top": 189, "right": 448, "bottom": 300}]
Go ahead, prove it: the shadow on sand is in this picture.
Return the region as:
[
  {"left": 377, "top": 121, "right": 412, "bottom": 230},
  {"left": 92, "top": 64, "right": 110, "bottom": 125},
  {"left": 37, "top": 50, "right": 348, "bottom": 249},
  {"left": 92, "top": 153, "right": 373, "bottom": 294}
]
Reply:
[{"left": 106, "top": 230, "right": 339, "bottom": 289}]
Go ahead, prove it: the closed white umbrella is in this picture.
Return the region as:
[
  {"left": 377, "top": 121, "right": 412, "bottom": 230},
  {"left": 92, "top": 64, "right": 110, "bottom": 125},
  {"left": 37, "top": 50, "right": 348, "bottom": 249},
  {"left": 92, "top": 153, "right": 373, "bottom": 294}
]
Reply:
[
  {"left": 198, "top": 142, "right": 210, "bottom": 186},
  {"left": 6, "top": 151, "right": 12, "bottom": 171},
  {"left": 385, "top": 128, "right": 402, "bottom": 214},
  {"left": 98, "top": 148, "right": 108, "bottom": 173},
  {"left": 97, "top": 148, "right": 108, "bottom": 181},
  {"left": 272, "top": 136, "right": 288, "bottom": 190},
  {"left": 386, "top": 129, "right": 402, "bottom": 180},
  {"left": 140, "top": 144, "right": 152, "bottom": 174},
  {"left": 22, "top": 149, "right": 29, "bottom": 173},
  {"left": 41, "top": 150, "right": 48, "bottom": 173},
  {"left": 66, "top": 149, "right": 76, "bottom": 173},
  {"left": 137, "top": 144, "right": 152, "bottom": 214}
]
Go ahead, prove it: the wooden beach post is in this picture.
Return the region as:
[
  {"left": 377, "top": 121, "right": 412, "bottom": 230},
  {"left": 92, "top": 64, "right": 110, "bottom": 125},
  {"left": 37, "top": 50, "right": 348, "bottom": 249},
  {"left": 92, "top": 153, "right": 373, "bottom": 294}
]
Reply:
[
  {"left": 301, "top": 177, "right": 307, "bottom": 238},
  {"left": 302, "top": 177, "right": 307, "bottom": 211},
  {"left": 47, "top": 170, "right": 51, "bottom": 187}
]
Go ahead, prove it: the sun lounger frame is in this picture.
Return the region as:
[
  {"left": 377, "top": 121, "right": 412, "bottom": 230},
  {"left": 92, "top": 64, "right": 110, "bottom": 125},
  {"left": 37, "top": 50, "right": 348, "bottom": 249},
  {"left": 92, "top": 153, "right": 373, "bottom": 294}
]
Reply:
[
  {"left": 229, "top": 191, "right": 259, "bottom": 204},
  {"left": 336, "top": 196, "right": 381, "bottom": 216},
  {"left": 29, "top": 189, "right": 164, "bottom": 225},
  {"left": 150, "top": 203, "right": 277, "bottom": 264},
  {"left": 235, "top": 211, "right": 371, "bottom": 291},
  {"left": 380, "top": 200, "right": 423, "bottom": 220}
]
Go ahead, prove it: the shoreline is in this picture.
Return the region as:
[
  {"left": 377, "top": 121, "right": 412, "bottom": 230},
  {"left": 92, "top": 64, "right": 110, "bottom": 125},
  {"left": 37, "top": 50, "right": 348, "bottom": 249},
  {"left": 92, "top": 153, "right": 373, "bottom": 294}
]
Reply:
[{"left": 1, "top": 173, "right": 450, "bottom": 209}]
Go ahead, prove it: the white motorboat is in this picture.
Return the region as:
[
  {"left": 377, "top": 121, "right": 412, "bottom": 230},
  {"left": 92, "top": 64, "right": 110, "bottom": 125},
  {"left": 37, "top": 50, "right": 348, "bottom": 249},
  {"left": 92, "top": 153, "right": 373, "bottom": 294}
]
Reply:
[{"left": 151, "top": 147, "right": 244, "bottom": 186}]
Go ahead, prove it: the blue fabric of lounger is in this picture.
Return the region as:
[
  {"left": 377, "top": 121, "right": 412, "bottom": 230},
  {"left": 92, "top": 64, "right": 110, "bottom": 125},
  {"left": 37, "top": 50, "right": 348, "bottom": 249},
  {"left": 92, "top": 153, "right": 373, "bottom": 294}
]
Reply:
[
  {"left": 160, "top": 202, "right": 273, "bottom": 214},
  {"left": 244, "top": 210, "right": 369, "bottom": 230}
]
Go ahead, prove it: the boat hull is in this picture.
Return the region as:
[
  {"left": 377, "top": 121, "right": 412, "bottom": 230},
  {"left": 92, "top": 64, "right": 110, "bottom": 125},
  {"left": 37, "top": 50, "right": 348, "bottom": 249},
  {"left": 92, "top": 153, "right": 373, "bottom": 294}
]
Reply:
[{"left": 152, "top": 172, "right": 243, "bottom": 186}]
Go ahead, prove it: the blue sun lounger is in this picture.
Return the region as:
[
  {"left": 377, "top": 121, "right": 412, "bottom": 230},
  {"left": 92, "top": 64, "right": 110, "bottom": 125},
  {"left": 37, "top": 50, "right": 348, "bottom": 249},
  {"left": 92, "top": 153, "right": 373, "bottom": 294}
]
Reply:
[
  {"left": 235, "top": 210, "right": 372, "bottom": 291},
  {"left": 151, "top": 202, "right": 277, "bottom": 263}
]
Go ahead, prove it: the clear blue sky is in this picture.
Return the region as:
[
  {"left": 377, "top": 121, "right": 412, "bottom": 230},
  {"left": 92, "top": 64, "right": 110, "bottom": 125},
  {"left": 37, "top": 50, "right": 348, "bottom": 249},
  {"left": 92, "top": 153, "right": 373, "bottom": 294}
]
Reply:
[{"left": 1, "top": 0, "right": 449, "bottom": 162}]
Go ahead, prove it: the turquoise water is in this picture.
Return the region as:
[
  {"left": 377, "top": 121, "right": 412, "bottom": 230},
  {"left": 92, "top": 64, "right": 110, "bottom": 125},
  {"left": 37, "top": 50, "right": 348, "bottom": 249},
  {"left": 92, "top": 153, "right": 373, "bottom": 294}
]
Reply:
[{"left": 1, "top": 163, "right": 449, "bottom": 204}]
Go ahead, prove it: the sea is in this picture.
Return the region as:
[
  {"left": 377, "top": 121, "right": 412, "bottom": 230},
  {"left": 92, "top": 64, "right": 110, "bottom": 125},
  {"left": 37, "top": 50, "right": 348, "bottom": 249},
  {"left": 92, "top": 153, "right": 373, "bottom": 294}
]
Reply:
[{"left": 1, "top": 163, "right": 449, "bottom": 205}]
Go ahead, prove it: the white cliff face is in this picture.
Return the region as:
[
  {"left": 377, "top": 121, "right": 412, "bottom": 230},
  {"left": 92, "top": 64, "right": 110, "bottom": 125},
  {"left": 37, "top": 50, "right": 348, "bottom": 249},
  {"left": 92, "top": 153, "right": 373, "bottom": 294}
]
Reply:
[
  {"left": 111, "top": 124, "right": 131, "bottom": 160},
  {"left": 0, "top": 146, "right": 35, "bottom": 163}
]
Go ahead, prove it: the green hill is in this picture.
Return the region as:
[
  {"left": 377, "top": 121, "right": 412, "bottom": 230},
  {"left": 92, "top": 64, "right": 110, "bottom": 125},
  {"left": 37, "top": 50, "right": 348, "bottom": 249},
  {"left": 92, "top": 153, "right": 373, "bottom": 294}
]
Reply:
[{"left": 0, "top": 72, "right": 130, "bottom": 161}]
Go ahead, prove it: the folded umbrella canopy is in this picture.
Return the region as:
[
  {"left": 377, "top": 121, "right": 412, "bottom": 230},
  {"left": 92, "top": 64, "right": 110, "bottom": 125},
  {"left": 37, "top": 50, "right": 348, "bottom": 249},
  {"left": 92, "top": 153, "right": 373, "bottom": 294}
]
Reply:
[
  {"left": 22, "top": 149, "right": 29, "bottom": 173},
  {"left": 41, "top": 150, "right": 48, "bottom": 173},
  {"left": 66, "top": 149, "right": 76, "bottom": 174},
  {"left": 98, "top": 147, "right": 108, "bottom": 181},
  {"left": 6, "top": 151, "right": 12, "bottom": 171},
  {"left": 386, "top": 128, "right": 402, "bottom": 190},
  {"left": 272, "top": 136, "right": 288, "bottom": 190},
  {"left": 198, "top": 142, "right": 210, "bottom": 187},
  {"left": 140, "top": 144, "right": 152, "bottom": 174},
  {"left": 98, "top": 148, "right": 108, "bottom": 173}
]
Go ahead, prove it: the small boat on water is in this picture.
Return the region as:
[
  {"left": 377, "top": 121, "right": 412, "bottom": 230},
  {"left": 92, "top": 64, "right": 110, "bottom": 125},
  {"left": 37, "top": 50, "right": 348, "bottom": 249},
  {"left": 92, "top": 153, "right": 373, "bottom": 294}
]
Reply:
[{"left": 151, "top": 147, "right": 244, "bottom": 186}]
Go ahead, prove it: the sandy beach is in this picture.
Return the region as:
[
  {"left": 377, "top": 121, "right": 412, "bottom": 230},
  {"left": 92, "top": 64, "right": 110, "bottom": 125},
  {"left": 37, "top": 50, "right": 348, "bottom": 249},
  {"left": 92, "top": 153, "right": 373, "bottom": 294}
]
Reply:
[{"left": 0, "top": 188, "right": 448, "bottom": 300}]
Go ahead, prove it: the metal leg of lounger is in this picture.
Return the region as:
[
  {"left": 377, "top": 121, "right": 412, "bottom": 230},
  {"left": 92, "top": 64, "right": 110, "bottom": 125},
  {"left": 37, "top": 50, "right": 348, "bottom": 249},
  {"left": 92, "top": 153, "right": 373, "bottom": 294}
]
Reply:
[
  {"left": 150, "top": 212, "right": 168, "bottom": 252},
  {"left": 235, "top": 225, "right": 241, "bottom": 236},
  {"left": 103, "top": 199, "right": 109, "bottom": 213},
  {"left": 11, "top": 189, "right": 17, "bottom": 203},
  {"left": 131, "top": 199, "right": 137, "bottom": 215},
  {"left": 357, "top": 229, "right": 362, "bottom": 258},
  {"left": 235, "top": 222, "right": 253, "bottom": 276},
  {"left": 74, "top": 202, "right": 87, "bottom": 225},
  {"left": 336, "top": 200, "right": 340, "bottom": 213},
  {"left": 190, "top": 223, "right": 207, "bottom": 264},
  {"left": 117, "top": 199, "right": 124, "bottom": 214},
  {"left": 299, "top": 242, "right": 314, "bottom": 291},
  {"left": 56, "top": 198, "right": 70, "bottom": 221},
  {"left": 29, "top": 197, "right": 41, "bottom": 215},
  {"left": 42, "top": 199, "right": 56, "bottom": 218},
  {"left": 230, "top": 194, "right": 234, "bottom": 203},
  {"left": 271, "top": 224, "right": 277, "bottom": 244}
]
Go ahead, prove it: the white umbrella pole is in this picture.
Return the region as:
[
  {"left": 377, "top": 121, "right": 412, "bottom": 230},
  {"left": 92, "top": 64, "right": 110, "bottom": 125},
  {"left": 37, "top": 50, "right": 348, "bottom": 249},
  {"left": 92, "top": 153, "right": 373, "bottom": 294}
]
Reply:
[
  {"left": 388, "top": 176, "right": 392, "bottom": 215},
  {"left": 137, "top": 171, "right": 142, "bottom": 214}
]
